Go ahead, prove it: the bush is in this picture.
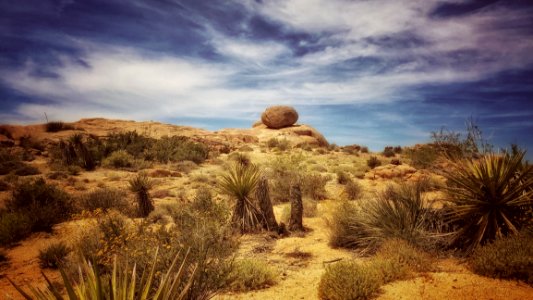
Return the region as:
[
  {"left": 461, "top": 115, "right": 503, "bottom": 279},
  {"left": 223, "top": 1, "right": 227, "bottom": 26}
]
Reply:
[
  {"left": 376, "top": 239, "right": 435, "bottom": 273},
  {"left": 102, "top": 150, "right": 135, "bottom": 169},
  {"left": 228, "top": 259, "right": 277, "bottom": 292},
  {"left": 442, "top": 151, "right": 533, "bottom": 252},
  {"left": 52, "top": 134, "right": 101, "bottom": 171},
  {"left": 382, "top": 146, "right": 395, "bottom": 158},
  {"left": 45, "top": 121, "right": 73, "bottom": 132},
  {"left": 404, "top": 145, "right": 439, "bottom": 170},
  {"left": 0, "top": 248, "right": 8, "bottom": 263},
  {"left": 360, "top": 146, "right": 369, "bottom": 153},
  {"left": 267, "top": 138, "right": 290, "bottom": 151},
  {"left": 146, "top": 135, "right": 209, "bottom": 164},
  {"left": 469, "top": 232, "right": 533, "bottom": 284},
  {"left": 393, "top": 146, "right": 402, "bottom": 154},
  {"left": 7, "top": 178, "right": 72, "bottom": 232},
  {"left": 19, "top": 135, "right": 45, "bottom": 151},
  {"left": 328, "top": 183, "right": 433, "bottom": 252},
  {"left": 336, "top": 171, "right": 351, "bottom": 185},
  {"left": 318, "top": 260, "right": 381, "bottom": 300},
  {"left": 78, "top": 187, "right": 132, "bottom": 215},
  {"left": 104, "top": 130, "right": 155, "bottom": 158},
  {"left": 267, "top": 154, "right": 304, "bottom": 203},
  {"left": 366, "top": 156, "right": 381, "bottom": 169},
  {"left": 0, "top": 149, "right": 25, "bottom": 175},
  {"left": 302, "top": 173, "right": 330, "bottom": 200},
  {"left": 0, "top": 179, "right": 10, "bottom": 191},
  {"left": 229, "top": 152, "right": 251, "bottom": 167},
  {"left": 344, "top": 180, "right": 363, "bottom": 200},
  {"left": 38, "top": 241, "right": 71, "bottom": 268},
  {"left": 0, "top": 211, "right": 32, "bottom": 245},
  {"left": 13, "top": 164, "right": 40, "bottom": 176}
]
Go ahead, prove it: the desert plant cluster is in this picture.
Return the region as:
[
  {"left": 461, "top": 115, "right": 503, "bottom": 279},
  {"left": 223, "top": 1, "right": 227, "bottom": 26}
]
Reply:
[{"left": 0, "top": 118, "right": 531, "bottom": 300}]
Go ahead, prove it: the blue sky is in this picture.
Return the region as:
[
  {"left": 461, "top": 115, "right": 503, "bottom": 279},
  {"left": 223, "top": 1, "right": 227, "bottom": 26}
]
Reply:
[{"left": 1, "top": 0, "right": 532, "bottom": 154}]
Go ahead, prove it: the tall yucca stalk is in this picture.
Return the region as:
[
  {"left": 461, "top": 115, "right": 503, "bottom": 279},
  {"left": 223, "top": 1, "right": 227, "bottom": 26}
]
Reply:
[
  {"left": 8, "top": 248, "right": 195, "bottom": 300},
  {"left": 218, "top": 163, "right": 261, "bottom": 233},
  {"left": 442, "top": 150, "right": 533, "bottom": 252},
  {"left": 129, "top": 173, "right": 154, "bottom": 217}
]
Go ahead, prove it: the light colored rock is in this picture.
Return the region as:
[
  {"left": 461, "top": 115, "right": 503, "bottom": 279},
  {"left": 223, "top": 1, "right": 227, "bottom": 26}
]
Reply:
[{"left": 261, "top": 106, "right": 299, "bottom": 129}]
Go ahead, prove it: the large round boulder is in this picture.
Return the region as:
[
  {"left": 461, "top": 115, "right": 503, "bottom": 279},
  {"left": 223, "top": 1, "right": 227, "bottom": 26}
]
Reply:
[{"left": 261, "top": 106, "right": 298, "bottom": 129}]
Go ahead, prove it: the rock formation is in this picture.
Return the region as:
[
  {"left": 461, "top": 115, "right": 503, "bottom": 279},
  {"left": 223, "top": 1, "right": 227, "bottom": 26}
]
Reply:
[{"left": 261, "top": 106, "right": 298, "bottom": 129}]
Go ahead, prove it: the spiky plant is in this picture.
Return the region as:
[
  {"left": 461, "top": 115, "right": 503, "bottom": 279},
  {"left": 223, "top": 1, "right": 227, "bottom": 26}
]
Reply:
[
  {"left": 8, "top": 248, "right": 195, "bottom": 300},
  {"left": 218, "top": 163, "right": 261, "bottom": 233},
  {"left": 442, "top": 150, "right": 533, "bottom": 252},
  {"left": 129, "top": 173, "right": 154, "bottom": 217}
]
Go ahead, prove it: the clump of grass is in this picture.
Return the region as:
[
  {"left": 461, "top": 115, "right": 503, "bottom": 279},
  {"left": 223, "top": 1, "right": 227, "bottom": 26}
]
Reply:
[
  {"left": 38, "top": 241, "right": 71, "bottom": 269},
  {"left": 469, "top": 232, "right": 533, "bottom": 284},
  {"left": 375, "top": 239, "right": 436, "bottom": 273},
  {"left": 343, "top": 180, "right": 363, "bottom": 200},
  {"left": 366, "top": 156, "right": 381, "bottom": 169},
  {"left": 336, "top": 171, "right": 351, "bottom": 185},
  {"left": 228, "top": 259, "right": 277, "bottom": 292},
  {"left": 229, "top": 152, "right": 251, "bottom": 167},
  {"left": 328, "top": 182, "right": 433, "bottom": 252},
  {"left": 129, "top": 173, "right": 154, "bottom": 217},
  {"left": 318, "top": 260, "right": 381, "bottom": 300},
  {"left": 45, "top": 121, "right": 73, "bottom": 132}
]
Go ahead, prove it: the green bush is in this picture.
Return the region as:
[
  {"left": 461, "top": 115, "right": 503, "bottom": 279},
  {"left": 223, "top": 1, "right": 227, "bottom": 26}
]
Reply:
[
  {"left": 38, "top": 241, "right": 71, "bottom": 269},
  {"left": 318, "top": 260, "right": 381, "bottom": 300},
  {"left": 52, "top": 134, "right": 101, "bottom": 171},
  {"left": 104, "top": 130, "right": 155, "bottom": 158},
  {"left": 228, "top": 259, "right": 277, "bottom": 292},
  {"left": 404, "top": 145, "right": 440, "bottom": 170},
  {"left": 366, "top": 156, "right": 381, "bottom": 169},
  {"left": 7, "top": 178, "right": 72, "bottom": 232},
  {"left": 146, "top": 136, "right": 209, "bottom": 164},
  {"left": 0, "top": 211, "right": 32, "bottom": 245},
  {"left": 442, "top": 151, "right": 533, "bottom": 252},
  {"left": 102, "top": 149, "right": 135, "bottom": 169},
  {"left": 78, "top": 187, "right": 133, "bottom": 215},
  {"left": 469, "top": 233, "right": 533, "bottom": 284}
]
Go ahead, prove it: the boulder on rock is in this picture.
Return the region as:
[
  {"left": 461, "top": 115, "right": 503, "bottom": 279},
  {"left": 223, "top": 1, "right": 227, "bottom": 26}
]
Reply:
[{"left": 261, "top": 106, "right": 298, "bottom": 129}]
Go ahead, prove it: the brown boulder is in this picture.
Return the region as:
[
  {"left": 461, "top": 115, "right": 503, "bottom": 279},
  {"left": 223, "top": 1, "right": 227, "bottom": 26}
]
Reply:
[{"left": 261, "top": 106, "right": 298, "bottom": 129}]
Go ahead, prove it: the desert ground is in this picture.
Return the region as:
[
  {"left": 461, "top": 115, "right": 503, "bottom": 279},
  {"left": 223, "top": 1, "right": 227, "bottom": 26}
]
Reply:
[{"left": 0, "top": 113, "right": 532, "bottom": 300}]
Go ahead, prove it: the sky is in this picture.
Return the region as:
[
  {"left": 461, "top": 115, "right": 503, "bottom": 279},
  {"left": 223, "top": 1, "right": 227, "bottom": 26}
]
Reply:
[{"left": 1, "top": 0, "right": 532, "bottom": 154}]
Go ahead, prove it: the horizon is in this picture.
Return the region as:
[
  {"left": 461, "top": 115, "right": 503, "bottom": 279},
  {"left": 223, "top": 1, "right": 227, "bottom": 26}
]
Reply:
[{"left": 1, "top": 1, "right": 532, "bottom": 156}]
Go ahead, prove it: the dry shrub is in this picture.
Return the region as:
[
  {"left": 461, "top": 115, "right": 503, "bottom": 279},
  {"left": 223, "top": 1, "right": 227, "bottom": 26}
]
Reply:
[
  {"left": 228, "top": 259, "right": 277, "bottom": 292},
  {"left": 375, "top": 239, "right": 436, "bottom": 273},
  {"left": 38, "top": 241, "right": 71, "bottom": 269},
  {"left": 336, "top": 171, "right": 351, "bottom": 185},
  {"left": 78, "top": 187, "right": 133, "bottom": 215},
  {"left": 343, "top": 180, "right": 363, "bottom": 200},
  {"left": 318, "top": 260, "right": 381, "bottom": 300},
  {"left": 469, "top": 232, "right": 533, "bottom": 284},
  {"left": 0, "top": 211, "right": 32, "bottom": 245},
  {"left": 301, "top": 173, "right": 330, "bottom": 200}
]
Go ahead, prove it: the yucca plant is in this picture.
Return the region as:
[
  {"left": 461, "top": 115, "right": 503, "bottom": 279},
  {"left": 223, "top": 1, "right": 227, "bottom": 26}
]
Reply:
[
  {"left": 8, "top": 248, "right": 195, "bottom": 300},
  {"left": 442, "top": 150, "right": 533, "bottom": 252},
  {"left": 129, "top": 173, "right": 154, "bottom": 217},
  {"left": 218, "top": 163, "right": 261, "bottom": 233}
]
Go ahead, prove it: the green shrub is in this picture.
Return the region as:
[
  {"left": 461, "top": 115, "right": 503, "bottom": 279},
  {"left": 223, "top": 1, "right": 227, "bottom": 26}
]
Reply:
[
  {"left": 266, "top": 154, "right": 305, "bottom": 203},
  {"left": 78, "top": 187, "right": 132, "bottom": 215},
  {"left": 328, "top": 183, "right": 433, "bottom": 252},
  {"left": 38, "top": 241, "right": 71, "bottom": 269},
  {"left": 366, "top": 156, "right": 381, "bottom": 169},
  {"left": 104, "top": 130, "right": 155, "bottom": 158},
  {"left": 7, "top": 178, "right": 72, "bottom": 232},
  {"left": 146, "top": 136, "right": 209, "bottom": 164},
  {"left": 0, "top": 211, "right": 32, "bottom": 245},
  {"left": 442, "top": 151, "right": 533, "bottom": 252},
  {"left": 318, "top": 260, "right": 381, "bottom": 300},
  {"left": 469, "top": 232, "right": 533, "bottom": 284},
  {"left": 344, "top": 180, "right": 363, "bottom": 200},
  {"left": 404, "top": 145, "right": 439, "bottom": 170},
  {"left": 102, "top": 149, "right": 135, "bottom": 169},
  {"left": 228, "top": 259, "right": 277, "bottom": 292},
  {"left": 52, "top": 134, "right": 101, "bottom": 171}
]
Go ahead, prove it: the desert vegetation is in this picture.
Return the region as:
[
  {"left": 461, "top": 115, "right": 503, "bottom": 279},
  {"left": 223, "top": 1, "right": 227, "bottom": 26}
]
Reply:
[{"left": 0, "top": 116, "right": 532, "bottom": 300}]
